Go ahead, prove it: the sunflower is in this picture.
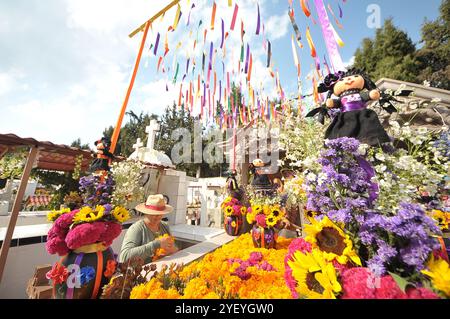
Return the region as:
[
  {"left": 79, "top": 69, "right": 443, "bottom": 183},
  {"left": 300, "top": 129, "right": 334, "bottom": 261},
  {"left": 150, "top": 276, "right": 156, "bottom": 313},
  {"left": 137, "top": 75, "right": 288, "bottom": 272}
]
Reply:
[
  {"left": 221, "top": 197, "right": 232, "bottom": 209},
  {"left": 270, "top": 206, "right": 283, "bottom": 219},
  {"left": 305, "top": 211, "right": 318, "bottom": 224},
  {"left": 288, "top": 249, "right": 342, "bottom": 299},
  {"left": 47, "top": 208, "right": 71, "bottom": 222},
  {"left": 240, "top": 206, "right": 247, "bottom": 215},
  {"left": 422, "top": 256, "right": 450, "bottom": 297},
  {"left": 73, "top": 206, "right": 105, "bottom": 224},
  {"left": 112, "top": 206, "right": 130, "bottom": 223},
  {"left": 266, "top": 215, "right": 277, "bottom": 228},
  {"left": 429, "top": 209, "right": 450, "bottom": 231},
  {"left": 252, "top": 205, "right": 263, "bottom": 215},
  {"left": 224, "top": 206, "right": 234, "bottom": 217},
  {"left": 304, "top": 216, "right": 361, "bottom": 266}
]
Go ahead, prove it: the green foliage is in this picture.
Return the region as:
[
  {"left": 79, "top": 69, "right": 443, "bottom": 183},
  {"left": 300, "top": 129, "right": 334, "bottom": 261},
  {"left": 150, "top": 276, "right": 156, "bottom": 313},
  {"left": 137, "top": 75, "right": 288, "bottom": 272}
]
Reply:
[
  {"left": 0, "top": 148, "right": 28, "bottom": 179},
  {"left": 354, "top": 19, "right": 420, "bottom": 82},
  {"left": 416, "top": 0, "right": 450, "bottom": 89},
  {"left": 353, "top": 2, "right": 449, "bottom": 90}
]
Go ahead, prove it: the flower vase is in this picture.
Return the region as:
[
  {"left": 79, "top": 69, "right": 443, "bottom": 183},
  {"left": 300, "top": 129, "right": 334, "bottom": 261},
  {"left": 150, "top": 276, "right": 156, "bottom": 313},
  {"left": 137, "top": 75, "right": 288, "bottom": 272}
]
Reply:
[
  {"left": 251, "top": 225, "right": 277, "bottom": 249},
  {"left": 224, "top": 215, "right": 243, "bottom": 236},
  {"left": 52, "top": 245, "right": 117, "bottom": 299}
]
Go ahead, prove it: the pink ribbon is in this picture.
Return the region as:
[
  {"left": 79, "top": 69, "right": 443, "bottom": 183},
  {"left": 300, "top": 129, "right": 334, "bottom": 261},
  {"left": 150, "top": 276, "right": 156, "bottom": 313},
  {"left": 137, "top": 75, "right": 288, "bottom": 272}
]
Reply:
[{"left": 313, "top": 0, "right": 345, "bottom": 71}]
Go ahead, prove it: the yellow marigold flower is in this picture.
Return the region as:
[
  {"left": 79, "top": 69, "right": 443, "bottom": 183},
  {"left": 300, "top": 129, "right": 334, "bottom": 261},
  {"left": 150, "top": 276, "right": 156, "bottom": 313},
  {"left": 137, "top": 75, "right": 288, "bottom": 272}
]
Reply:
[
  {"left": 422, "top": 256, "right": 450, "bottom": 297},
  {"left": 112, "top": 206, "right": 130, "bottom": 223},
  {"left": 288, "top": 249, "right": 342, "bottom": 299},
  {"left": 304, "top": 216, "right": 361, "bottom": 266}
]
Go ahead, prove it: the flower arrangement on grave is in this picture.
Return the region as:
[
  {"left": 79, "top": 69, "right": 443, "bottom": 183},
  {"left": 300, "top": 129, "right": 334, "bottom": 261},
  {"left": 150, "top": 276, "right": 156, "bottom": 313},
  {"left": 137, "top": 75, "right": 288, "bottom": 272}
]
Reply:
[
  {"left": 221, "top": 196, "right": 247, "bottom": 236},
  {"left": 246, "top": 202, "right": 285, "bottom": 249},
  {"left": 45, "top": 170, "right": 130, "bottom": 299},
  {"left": 282, "top": 135, "right": 449, "bottom": 299},
  {"left": 128, "top": 233, "right": 293, "bottom": 299}
]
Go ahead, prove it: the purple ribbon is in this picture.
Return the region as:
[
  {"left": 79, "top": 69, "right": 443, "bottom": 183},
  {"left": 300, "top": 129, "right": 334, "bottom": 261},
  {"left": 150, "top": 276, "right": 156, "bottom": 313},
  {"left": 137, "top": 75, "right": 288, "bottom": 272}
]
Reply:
[
  {"left": 356, "top": 156, "right": 379, "bottom": 204},
  {"left": 244, "top": 44, "right": 250, "bottom": 74},
  {"left": 208, "top": 41, "right": 214, "bottom": 71},
  {"left": 256, "top": 4, "right": 261, "bottom": 35},
  {"left": 267, "top": 40, "right": 271, "bottom": 67},
  {"left": 220, "top": 19, "right": 225, "bottom": 48},
  {"left": 153, "top": 33, "right": 160, "bottom": 56},
  {"left": 187, "top": 4, "right": 195, "bottom": 26}
]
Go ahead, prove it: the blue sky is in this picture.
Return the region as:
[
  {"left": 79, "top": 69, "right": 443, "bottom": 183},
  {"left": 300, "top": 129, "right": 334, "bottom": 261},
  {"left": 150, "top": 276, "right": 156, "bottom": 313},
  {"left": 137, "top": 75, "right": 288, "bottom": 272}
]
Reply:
[{"left": 0, "top": 0, "right": 443, "bottom": 147}]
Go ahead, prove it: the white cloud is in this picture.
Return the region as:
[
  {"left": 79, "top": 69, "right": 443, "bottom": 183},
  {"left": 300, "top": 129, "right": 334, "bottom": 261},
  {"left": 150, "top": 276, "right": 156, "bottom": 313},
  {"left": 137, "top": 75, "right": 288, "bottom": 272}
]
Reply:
[
  {"left": 0, "top": 0, "right": 289, "bottom": 146},
  {"left": 265, "top": 13, "right": 290, "bottom": 40}
]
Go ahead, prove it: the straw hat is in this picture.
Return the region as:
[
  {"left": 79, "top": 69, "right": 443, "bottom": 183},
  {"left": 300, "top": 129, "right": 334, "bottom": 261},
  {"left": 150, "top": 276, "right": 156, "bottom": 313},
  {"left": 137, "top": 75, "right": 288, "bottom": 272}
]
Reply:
[
  {"left": 252, "top": 159, "right": 266, "bottom": 168},
  {"left": 135, "top": 194, "right": 173, "bottom": 215}
]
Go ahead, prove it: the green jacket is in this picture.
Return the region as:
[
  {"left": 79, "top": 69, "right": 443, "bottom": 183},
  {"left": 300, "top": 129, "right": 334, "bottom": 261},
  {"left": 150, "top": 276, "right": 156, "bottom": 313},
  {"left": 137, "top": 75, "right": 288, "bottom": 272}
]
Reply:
[{"left": 119, "top": 219, "right": 172, "bottom": 264}]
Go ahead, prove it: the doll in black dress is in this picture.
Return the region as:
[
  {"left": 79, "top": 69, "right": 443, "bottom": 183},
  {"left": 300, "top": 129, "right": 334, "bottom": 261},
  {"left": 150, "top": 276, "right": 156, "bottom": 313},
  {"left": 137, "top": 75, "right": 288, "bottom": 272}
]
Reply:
[
  {"left": 89, "top": 137, "right": 114, "bottom": 173},
  {"left": 308, "top": 68, "right": 391, "bottom": 146}
]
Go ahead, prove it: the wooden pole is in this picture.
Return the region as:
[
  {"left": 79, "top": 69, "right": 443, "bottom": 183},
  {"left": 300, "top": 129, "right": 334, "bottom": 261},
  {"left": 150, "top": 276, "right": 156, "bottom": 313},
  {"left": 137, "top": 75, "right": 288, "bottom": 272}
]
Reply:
[
  {"left": 110, "top": 21, "right": 151, "bottom": 154},
  {"left": 0, "top": 147, "right": 9, "bottom": 160},
  {"left": 0, "top": 146, "right": 38, "bottom": 284},
  {"left": 128, "top": 0, "right": 181, "bottom": 38}
]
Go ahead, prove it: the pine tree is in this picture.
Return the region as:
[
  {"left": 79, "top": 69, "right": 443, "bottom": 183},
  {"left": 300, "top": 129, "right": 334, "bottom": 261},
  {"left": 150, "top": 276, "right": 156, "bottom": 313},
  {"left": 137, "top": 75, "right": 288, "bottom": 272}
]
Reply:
[{"left": 416, "top": 0, "right": 450, "bottom": 90}]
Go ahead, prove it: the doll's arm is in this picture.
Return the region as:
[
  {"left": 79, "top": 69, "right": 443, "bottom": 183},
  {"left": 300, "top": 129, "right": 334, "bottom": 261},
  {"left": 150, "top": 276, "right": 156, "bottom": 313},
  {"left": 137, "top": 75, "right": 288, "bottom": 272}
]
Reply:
[
  {"left": 326, "top": 98, "right": 341, "bottom": 109},
  {"left": 361, "top": 90, "right": 380, "bottom": 101}
]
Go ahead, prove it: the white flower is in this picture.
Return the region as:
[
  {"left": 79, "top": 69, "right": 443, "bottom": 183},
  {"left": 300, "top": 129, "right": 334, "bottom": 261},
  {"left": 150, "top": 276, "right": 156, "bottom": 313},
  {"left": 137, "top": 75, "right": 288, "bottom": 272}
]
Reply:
[
  {"left": 306, "top": 172, "right": 317, "bottom": 182},
  {"left": 375, "top": 153, "right": 386, "bottom": 162},
  {"left": 357, "top": 143, "right": 369, "bottom": 156}
]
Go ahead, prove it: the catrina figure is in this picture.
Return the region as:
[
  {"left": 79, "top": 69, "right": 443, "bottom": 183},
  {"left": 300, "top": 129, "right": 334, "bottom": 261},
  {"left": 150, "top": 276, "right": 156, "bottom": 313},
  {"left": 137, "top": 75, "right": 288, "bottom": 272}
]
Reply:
[
  {"left": 249, "top": 159, "right": 273, "bottom": 193},
  {"left": 89, "top": 137, "right": 114, "bottom": 173},
  {"left": 307, "top": 68, "right": 391, "bottom": 146}
]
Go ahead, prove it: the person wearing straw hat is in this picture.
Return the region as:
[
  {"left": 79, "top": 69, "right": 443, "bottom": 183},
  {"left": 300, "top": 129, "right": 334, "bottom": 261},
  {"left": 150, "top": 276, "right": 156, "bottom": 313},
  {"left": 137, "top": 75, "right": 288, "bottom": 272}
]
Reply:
[{"left": 119, "top": 194, "right": 178, "bottom": 264}]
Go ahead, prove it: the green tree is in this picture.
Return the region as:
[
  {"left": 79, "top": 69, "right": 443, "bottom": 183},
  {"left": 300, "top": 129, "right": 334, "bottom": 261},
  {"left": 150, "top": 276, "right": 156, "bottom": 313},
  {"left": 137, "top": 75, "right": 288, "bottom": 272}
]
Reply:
[
  {"left": 354, "top": 19, "right": 420, "bottom": 82},
  {"left": 70, "top": 138, "right": 91, "bottom": 150},
  {"left": 416, "top": 0, "right": 450, "bottom": 90},
  {"left": 103, "top": 111, "right": 158, "bottom": 157}
]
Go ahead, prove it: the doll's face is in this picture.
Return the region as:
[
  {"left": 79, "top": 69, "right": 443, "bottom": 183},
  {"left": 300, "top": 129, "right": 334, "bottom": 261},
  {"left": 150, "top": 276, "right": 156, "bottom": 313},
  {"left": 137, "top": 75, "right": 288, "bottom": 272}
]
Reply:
[{"left": 333, "top": 75, "right": 365, "bottom": 96}]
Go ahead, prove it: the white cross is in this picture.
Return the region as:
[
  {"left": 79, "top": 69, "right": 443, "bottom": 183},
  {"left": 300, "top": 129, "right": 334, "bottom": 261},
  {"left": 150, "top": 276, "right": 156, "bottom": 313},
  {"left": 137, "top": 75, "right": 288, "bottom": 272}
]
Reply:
[
  {"left": 145, "top": 119, "right": 160, "bottom": 150},
  {"left": 133, "top": 138, "right": 144, "bottom": 154}
]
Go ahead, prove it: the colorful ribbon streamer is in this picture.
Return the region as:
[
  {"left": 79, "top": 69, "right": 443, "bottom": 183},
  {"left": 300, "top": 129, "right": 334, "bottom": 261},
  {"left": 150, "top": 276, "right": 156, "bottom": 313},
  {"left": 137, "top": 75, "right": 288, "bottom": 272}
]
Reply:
[
  {"left": 288, "top": 10, "right": 302, "bottom": 41},
  {"left": 256, "top": 3, "right": 261, "bottom": 35},
  {"left": 305, "top": 27, "right": 316, "bottom": 58},
  {"left": 173, "top": 4, "right": 181, "bottom": 30},
  {"left": 291, "top": 36, "right": 301, "bottom": 76},
  {"left": 314, "top": 0, "right": 345, "bottom": 71},
  {"left": 266, "top": 40, "right": 271, "bottom": 67},
  {"left": 230, "top": 4, "right": 239, "bottom": 30},
  {"left": 211, "top": 2, "right": 217, "bottom": 30},
  {"left": 301, "top": 0, "right": 311, "bottom": 17},
  {"left": 331, "top": 23, "right": 345, "bottom": 47},
  {"left": 154, "top": 32, "right": 160, "bottom": 56},
  {"left": 218, "top": 18, "right": 224, "bottom": 48}
]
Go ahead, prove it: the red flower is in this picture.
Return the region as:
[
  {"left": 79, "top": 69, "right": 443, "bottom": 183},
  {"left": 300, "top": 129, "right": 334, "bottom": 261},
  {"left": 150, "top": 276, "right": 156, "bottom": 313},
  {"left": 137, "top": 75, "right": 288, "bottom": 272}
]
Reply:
[
  {"left": 46, "top": 263, "right": 69, "bottom": 285},
  {"left": 375, "top": 275, "right": 406, "bottom": 299},
  {"left": 406, "top": 287, "right": 440, "bottom": 299},
  {"left": 104, "top": 259, "right": 117, "bottom": 278},
  {"left": 340, "top": 268, "right": 376, "bottom": 299},
  {"left": 255, "top": 214, "right": 267, "bottom": 228}
]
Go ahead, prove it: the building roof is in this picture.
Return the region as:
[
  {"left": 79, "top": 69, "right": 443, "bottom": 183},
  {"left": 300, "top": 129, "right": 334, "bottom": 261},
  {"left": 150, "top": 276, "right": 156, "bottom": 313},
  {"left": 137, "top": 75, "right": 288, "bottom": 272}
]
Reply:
[{"left": 0, "top": 133, "right": 94, "bottom": 172}]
